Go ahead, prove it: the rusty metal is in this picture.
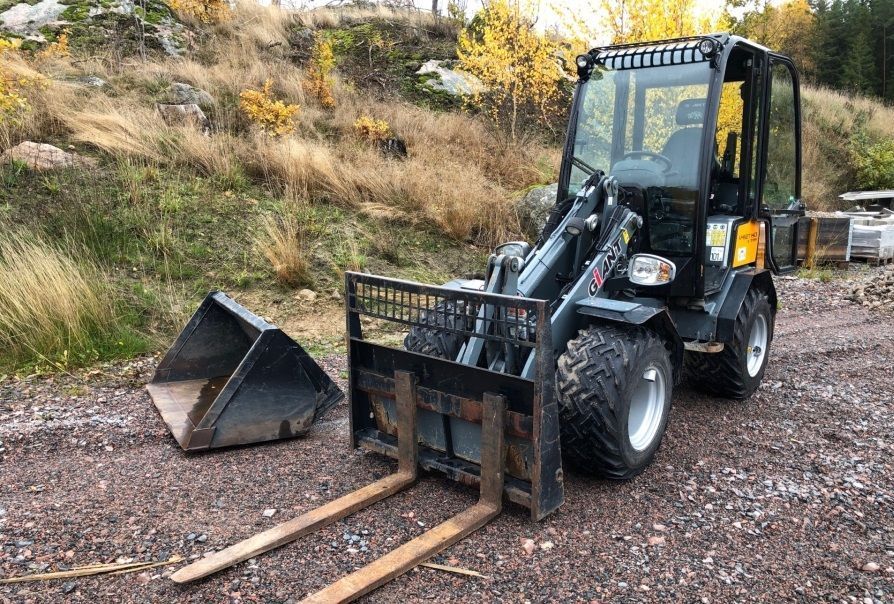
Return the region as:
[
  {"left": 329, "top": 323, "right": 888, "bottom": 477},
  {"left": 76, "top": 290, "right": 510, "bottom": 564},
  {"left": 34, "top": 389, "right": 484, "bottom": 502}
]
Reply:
[
  {"left": 299, "top": 393, "right": 506, "bottom": 604},
  {"left": 148, "top": 291, "right": 343, "bottom": 451},
  {"left": 356, "top": 369, "right": 534, "bottom": 440},
  {"left": 169, "top": 372, "right": 419, "bottom": 584},
  {"left": 345, "top": 272, "right": 564, "bottom": 521}
]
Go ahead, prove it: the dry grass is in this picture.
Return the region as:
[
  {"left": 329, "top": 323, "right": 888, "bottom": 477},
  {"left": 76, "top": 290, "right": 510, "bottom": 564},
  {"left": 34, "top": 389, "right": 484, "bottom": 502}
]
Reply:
[
  {"left": 802, "top": 85, "right": 894, "bottom": 139},
  {"left": 0, "top": 228, "right": 117, "bottom": 367},
  {"left": 4, "top": 1, "right": 551, "bottom": 246},
  {"left": 0, "top": 53, "right": 69, "bottom": 149},
  {"left": 294, "top": 4, "right": 458, "bottom": 37},
  {"left": 801, "top": 84, "right": 894, "bottom": 209},
  {"left": 256, "top": 209, "right": 310, "bottom": 287},
  {"left": 62, "top": 100, "right": 168, "bottom": 161}
]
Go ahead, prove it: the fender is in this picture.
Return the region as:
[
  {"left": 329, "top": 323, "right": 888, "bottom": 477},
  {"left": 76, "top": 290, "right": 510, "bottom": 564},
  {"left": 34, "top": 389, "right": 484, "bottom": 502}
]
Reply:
[
  {"left": 716, "top": 269, "right": 777, "bottom": 343},
  {"left": 576, "top": 298, "right": 684, "bottom": 381}
]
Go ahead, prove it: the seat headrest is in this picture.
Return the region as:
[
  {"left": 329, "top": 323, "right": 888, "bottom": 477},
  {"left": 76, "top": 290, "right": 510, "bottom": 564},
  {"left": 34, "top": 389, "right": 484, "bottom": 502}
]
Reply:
[{"left": 676, "top": 98, "right": 706, "bottom": 125}]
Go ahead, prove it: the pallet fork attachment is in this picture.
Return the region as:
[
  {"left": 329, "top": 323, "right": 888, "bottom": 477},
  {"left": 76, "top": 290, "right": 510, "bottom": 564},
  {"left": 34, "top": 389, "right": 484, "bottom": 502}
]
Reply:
[
  {"left": 172, "top": 371, "right": 506, "bottom": 604},
  {"left": 171, "top": 274, "right": 561, "bottom": 601}
]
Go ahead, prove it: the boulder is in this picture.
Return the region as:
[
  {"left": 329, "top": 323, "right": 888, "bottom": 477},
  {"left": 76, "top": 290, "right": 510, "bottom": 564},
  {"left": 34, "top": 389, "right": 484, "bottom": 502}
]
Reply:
[
  {"left": 62, "top": 75, "right": 108, "bottom": 88},
  {"left": 76, "top": 75, "right": 107, "bottom": 88},
  {"left": 0, "top": 0, "right": 186, "bottom": 56},
  {"left": 0, "top": 0, "right": 67, "bottom": 36},
  {"left": 416, "top": 60, "right": 485, "bottom": 96},
  {"left": 378, "top": 138, "right": 407, "bottom": 159},
  {"left": 517, "top": 183, "right": 558, "bottom": 237},
  {"left": 1, "top": 141, "right": 97, "bottom": 171},
  {"left": 168, "top": 82, "right": 214, "bottom": 108},
  {"left": 155, "top": 103, "right": 211, "bottom": 134},
  {"left": 296, "top": 289, "right": 317, "bottom": 303}
]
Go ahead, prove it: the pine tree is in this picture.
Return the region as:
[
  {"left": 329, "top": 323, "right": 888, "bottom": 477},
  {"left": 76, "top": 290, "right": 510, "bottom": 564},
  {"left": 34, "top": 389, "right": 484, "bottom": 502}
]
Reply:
[
  {"left": 842, "top": 31, "right": 876, "bottom": 93},
  {"left": 870, "top": 0, "right": 894, "bottom": 99}
]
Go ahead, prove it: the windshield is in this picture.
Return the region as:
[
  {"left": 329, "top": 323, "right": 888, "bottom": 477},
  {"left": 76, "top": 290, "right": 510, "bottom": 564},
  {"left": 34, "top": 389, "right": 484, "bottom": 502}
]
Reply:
[{"left": 568, "top": 60, "right": 713, "bottom": 255}]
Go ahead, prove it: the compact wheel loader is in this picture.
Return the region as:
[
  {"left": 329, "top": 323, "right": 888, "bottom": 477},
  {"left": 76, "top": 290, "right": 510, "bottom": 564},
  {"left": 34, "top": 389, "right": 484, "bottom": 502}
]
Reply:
[{"left": 166, "top": 34, "right": 805, "bottom": 602}]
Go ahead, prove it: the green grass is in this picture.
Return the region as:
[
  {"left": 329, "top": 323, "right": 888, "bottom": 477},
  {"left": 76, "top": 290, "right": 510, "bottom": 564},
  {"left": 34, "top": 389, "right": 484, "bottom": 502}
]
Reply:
[
  {"left": 798, "top": 266, "right": 835, "bottom": 282},
  {"left": 0, "top": 227, "right": 152, "bottom": 374},
  {"left": 0, "top": 157, "right": 485, "bottom": 373}
]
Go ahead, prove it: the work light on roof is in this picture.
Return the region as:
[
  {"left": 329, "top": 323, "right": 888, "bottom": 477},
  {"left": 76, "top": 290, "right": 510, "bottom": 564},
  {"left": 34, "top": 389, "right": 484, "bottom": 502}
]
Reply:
[
  {"left": 575, "top": 54, "right": 592, "bottom": 79},
  {"left": 698, "top": 38, "right": 718, "bottom": 58}
]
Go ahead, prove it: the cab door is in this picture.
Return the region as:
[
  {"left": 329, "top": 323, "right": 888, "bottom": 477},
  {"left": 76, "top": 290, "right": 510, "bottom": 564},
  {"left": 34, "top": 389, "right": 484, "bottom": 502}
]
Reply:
[{"left": 759, "top": 56, "right": 804, "bottom": 274}]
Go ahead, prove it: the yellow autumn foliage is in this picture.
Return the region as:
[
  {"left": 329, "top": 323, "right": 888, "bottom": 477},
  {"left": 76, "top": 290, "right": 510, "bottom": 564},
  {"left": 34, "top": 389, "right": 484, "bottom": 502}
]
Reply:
[
  {"left": 353, "top": 116, "right": 391, "bottom": 143},
  {"left": 39, "top": 32, "right": 70, "bottom": 58},
  {"left": 307, "top": 36, "right": 336, "bottom": 108},
  {"left": 239, "top": 80, "right": 300, "bottom": 136},
  {"left": 457, "top": 0, "right": 561, "bottom": 139},
  {"left": 167, "top": 0, "right": 230, "bottom": 24},
  {"left": 600, "top": 0, "right": 725, "bottom": 44},
  {"left": 0, "top": 51, "right": 44, "bottom": 124}
]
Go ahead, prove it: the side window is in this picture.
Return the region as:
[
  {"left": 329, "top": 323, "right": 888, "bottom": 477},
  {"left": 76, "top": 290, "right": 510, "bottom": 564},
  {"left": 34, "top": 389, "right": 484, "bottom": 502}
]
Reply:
[
  {"left": 715, "top": 82, "right": 744, "bottom": 178},
  {"left": 764, "top": 63, "right": 798, "bottom": 209}
]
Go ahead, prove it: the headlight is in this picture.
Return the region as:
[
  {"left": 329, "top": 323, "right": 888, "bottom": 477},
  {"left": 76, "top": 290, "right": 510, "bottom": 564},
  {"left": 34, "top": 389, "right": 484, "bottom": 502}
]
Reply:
[
  {"left": 494, "top": 241, "right": 532, "bottom": 260},
  {"left": 628, "top": 254, "right": 676, "bottom": 286}
]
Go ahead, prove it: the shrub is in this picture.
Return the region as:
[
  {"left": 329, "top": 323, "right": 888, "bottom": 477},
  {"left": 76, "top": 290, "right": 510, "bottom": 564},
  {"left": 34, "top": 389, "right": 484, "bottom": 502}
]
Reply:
[
  {"left": 239, "top": 80, "right": 300, "bottom": 136},
  {"left": 256, "top": 211, "right": 310, "bottom": 287},
  {"left": 0, "top": 52, "right": 44, "bottom": 127},
  {"left": 849, "top": 129, "right": 894, "bottom": 190},
  {"left": 353, "top": 116, "right": 391, "bottom": 143},
  {"left": 307, "top": 35, "right": 336, "bottom": 109},
  {"left": 457, "top": 0, "right": 563, "bottom": 139},
  {"left": 167, "top": 0, "right": 231, "bottom": 24},
  {"left": 38, "top": 31, "right": 70, "bottom": 59}
]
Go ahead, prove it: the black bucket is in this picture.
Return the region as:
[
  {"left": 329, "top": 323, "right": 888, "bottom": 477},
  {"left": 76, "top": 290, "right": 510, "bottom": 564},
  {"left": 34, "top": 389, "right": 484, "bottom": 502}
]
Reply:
[{"left": 147, "top": 291, "right": 343, "bottom": 451}]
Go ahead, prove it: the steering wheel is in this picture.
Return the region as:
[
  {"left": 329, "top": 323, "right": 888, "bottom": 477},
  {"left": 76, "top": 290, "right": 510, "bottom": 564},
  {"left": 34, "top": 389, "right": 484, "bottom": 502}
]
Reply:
[{"left": 621, "top": 151, "right": 673, "bottom": 172}]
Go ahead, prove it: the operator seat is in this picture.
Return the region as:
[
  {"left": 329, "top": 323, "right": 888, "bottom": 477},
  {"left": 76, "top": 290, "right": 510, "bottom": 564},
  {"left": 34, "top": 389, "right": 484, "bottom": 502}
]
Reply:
[{"left": 661, "top": 98, "right": 706, "bottom": 188}]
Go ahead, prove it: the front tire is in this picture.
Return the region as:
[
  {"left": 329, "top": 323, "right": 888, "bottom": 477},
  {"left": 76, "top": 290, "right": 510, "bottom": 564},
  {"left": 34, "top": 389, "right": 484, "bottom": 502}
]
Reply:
[
  {"left": 684, "top": 288, "right": 774, "bottom": 399},
  {"left": 403, "top": 301, "right": 468, "bottom": 359},
  {"left": 557, "top": 324, "right": 673, "bottom": 479}
]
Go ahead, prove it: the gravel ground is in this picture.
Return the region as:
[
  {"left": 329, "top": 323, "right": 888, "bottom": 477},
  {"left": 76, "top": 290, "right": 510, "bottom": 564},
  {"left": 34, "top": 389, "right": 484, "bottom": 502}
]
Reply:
[{"left": 1, "top": 268, "right": 893, "bottom": 603}]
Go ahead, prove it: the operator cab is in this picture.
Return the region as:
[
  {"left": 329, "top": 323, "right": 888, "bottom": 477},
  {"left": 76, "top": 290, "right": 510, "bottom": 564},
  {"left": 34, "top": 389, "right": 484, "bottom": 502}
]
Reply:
[{"left": 560, "top": 35, "right": 803, "bottom": 299}]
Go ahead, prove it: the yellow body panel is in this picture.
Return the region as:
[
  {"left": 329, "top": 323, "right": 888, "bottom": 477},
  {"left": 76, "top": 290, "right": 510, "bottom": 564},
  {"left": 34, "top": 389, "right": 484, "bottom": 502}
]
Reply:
[{"left": 732, "top": 220, "right": 760, "bottom": 268}]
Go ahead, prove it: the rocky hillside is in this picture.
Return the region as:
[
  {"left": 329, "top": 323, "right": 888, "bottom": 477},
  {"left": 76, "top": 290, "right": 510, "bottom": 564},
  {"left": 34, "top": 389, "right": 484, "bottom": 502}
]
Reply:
[
  {"left": 0, "top": 1, "right": 561, "bottom": 373},
  {"left": 1, "top": 0, "right": 892, "bottom": 374}
]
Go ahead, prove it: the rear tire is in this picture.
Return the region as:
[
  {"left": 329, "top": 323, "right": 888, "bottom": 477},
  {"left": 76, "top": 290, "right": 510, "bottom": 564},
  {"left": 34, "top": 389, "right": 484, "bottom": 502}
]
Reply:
[
  {"left": 557, "top": 324, "right": 673, "bottom": 479},
  {"left": 684, "top": 288, "right": 774, "bottom": 399},
  {"left": 403, "top": 301, "right": 467, "bottom": 359}
]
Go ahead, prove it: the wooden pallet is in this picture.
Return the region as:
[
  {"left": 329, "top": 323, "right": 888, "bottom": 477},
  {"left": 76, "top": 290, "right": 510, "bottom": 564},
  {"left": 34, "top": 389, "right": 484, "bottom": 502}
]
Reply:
[{"left": 851, "top": 255, "right": 894, "bottom": 266}]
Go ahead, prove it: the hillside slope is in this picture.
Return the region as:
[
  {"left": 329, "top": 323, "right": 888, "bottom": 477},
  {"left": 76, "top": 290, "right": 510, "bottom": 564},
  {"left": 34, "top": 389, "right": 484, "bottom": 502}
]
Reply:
[
  {"left": 1, "top": 2, "right": 892, "bottom": 372},
  {"left": 0, "top": 2, "right": 557, "bottom": 372}
]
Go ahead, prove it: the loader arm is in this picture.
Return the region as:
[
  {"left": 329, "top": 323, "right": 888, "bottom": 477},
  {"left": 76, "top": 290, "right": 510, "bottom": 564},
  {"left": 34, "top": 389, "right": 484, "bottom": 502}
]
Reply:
[{"left": 457, "top": 175, "right": 643, "bottom": 381}]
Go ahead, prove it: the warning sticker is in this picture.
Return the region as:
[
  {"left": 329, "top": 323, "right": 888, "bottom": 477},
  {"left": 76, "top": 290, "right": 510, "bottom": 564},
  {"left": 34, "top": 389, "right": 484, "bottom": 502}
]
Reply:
[
  {"left": 710, "top": 246, "right": 725, "bottom": 262},
  {"left": 706, "top": 223, "right": 728, "bottom": 247}
]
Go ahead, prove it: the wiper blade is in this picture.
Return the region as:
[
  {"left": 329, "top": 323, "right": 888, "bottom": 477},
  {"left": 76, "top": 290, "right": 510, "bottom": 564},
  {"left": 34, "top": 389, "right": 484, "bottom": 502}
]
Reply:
[{"left": 571, "top": 156, "right": 598, "bottom": 176}]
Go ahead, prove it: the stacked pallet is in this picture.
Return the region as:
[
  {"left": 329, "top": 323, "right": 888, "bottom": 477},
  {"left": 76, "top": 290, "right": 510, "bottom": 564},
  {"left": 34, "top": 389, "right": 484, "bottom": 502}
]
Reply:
[
  {"left": 845, "top": 209, "right": 894, "bottom": 263},
  {"left": 797, "top": 214, "right": 853, "bottom": 266}
]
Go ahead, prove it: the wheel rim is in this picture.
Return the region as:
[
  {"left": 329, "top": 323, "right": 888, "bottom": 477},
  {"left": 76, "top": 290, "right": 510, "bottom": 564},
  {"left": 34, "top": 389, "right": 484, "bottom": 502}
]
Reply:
[
  {"left": 746, "top": 314, "right": 768, "bottom": 377},
  {"left": 628, "top": 364, "right": 666, "bottom": 452}
]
